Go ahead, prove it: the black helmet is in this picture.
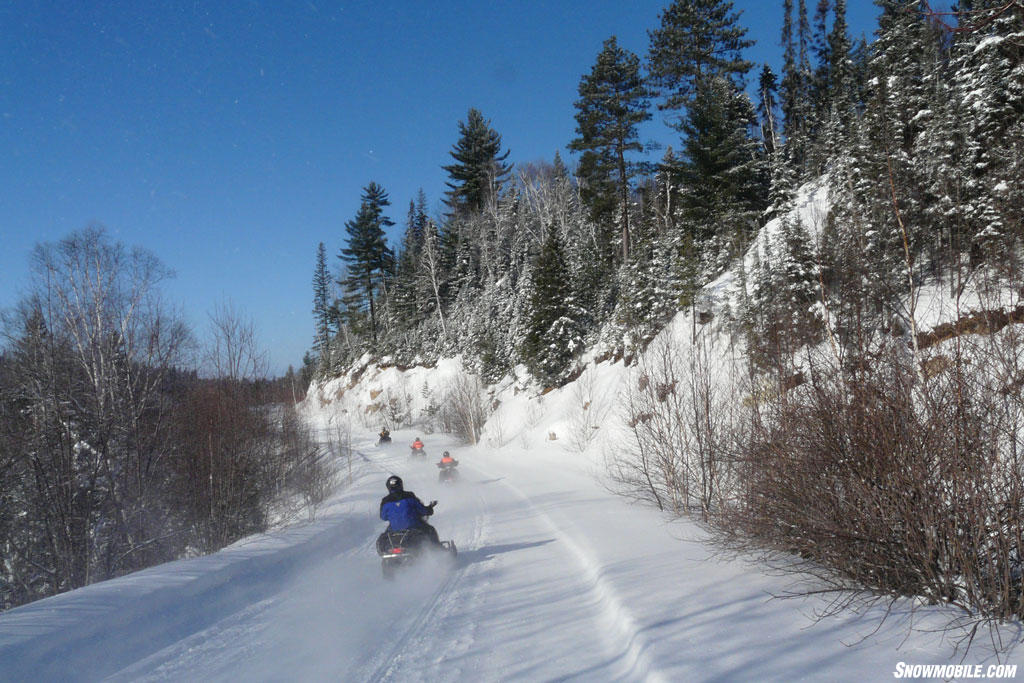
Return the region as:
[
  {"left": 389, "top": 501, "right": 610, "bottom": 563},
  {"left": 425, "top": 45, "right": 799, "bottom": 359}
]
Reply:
[
  {"left": 386, "top": 475, "right": 403, "bottom": 493},
  {"left": 443, "top": 451, "right": 450, "bottom": 457}
]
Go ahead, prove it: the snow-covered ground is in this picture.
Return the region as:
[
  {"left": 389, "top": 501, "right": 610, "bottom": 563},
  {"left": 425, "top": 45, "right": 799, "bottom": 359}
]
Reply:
[
  {"left": 3, "top": 181, "right": 1022, "bottom": 680},
  {"left": 1, "top": 417, "right": 1019, "bottom": 681}
]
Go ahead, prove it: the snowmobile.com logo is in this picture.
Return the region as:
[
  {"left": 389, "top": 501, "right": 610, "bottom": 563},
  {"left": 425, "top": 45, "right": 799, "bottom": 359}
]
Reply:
[{"left": 893, "top": 662, "right": 1018, "bottom": 679}]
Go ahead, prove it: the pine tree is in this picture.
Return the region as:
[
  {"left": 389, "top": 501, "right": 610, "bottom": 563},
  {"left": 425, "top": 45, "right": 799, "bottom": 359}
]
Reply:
[
  {"left": 759, "top": 60, "right": 797, "bottom": 223},
  {"left": 520, "top": 222, "right": 582, "bottom": 385},
  {"left": 780, "top": 0, "right": 799, "bottom": 137},
  {"left": 569, "top": 36, "right": 652, "bottom": 261},
  {"left": 776, "top": 215, "right": 821, "bottom": 347},
  {"left": 647, "top": 0, "right": 755, "bottom": 120},
  {"left": 552, "top": 150, "right": 569, "bottom": 179},
  {"left": 765, "top": 146, "right": 798, "bottom": 222},
  {"left": 338, "top": 182, "right": 395, "bottom": 344},
  {"left": 678, "top": 75, "right": 767, "bottom": 257},
  {"left": 312, "top": 242, "right": 332, "bottom": 370},
  {"left": 810, "top": 0, "right": 831, "bottom": 110},
  {"left": 647, "top": 0, "right": 764, "bottom": 273},
  {"left": 781, "top": 0, "right": 814, "bottom": 173},
  {"left": 737, "top": 212, "right": 819, "bottom": 374},
  {"left": 797, "top": 0, "right": 812, "bottom": 96},
  {"left": 943, "top": 0, "right": 1024, "bottom": 260},
  {"left": 827, "top": 0, "right": 853, "bottom": 110},
  {"left": 443, "top": 108, "right": 513, "bottom": 216},
  {"left": 823, "top": 0, "right": 856, "bottom": 157},
  {"left": 832, "top": 0, "right": 945, "bottom": 305}
]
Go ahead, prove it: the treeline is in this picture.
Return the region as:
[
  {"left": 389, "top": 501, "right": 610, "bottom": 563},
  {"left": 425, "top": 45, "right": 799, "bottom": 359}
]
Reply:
[
  {"left": 0, "top": 228, "right": 329, "bottom": 611},
  {"left": 308, "top": 0, "right": 1022, "bottom": 393},
  {"left": 311, "top": 0, "right": 1024, "bottom": 630},
  {"left": 600, "top": 0, "right": 1023, "bottom": 632}
]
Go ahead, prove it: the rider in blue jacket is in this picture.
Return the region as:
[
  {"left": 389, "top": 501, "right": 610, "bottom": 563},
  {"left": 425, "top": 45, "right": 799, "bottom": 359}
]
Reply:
[{"left": 379, "top": 475, "right": 440, "bottom": 544}]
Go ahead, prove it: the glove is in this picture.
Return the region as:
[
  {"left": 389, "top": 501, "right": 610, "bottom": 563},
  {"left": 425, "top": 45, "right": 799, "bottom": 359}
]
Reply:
[{"left": 428, "top": 500, "right": 437, "bottom": 509}]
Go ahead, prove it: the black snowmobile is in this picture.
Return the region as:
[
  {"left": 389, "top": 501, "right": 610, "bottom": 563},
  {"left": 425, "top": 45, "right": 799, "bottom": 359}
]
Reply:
[
  {"left": 377, "top": 475, "right": 456, "bottom": 579},
  {"left": 376, "top": 528, "right": 457, "bottom": 579}
]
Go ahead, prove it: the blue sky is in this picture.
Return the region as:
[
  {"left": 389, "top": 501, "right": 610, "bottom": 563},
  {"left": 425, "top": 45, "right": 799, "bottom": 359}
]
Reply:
[{"left": 1, "top": 1, "right": 892, "bottom": 374}]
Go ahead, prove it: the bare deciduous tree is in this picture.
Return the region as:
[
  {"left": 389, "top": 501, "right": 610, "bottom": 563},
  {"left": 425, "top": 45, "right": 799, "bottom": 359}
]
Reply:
[
  {"left": 612, "top": 332, "right": 739, "bottom": 520},
  {"left": 1, "top": 227, "right": 191, "bottom": 604},
  {"left": 204, "top": 299, "right": 268, "bottom": 381},
  {"left": 438, "top": 372, "right": 490, "bottom": 444}
]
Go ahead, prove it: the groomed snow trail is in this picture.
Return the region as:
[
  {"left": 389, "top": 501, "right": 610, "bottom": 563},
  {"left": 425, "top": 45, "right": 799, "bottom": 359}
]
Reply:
[{"left": 1, "top": 429, "right": 1017, "bottom": 682}]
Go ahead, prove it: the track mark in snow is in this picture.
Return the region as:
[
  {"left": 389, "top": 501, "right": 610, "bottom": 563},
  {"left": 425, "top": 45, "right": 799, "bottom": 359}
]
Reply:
[{"left": 477, "top": 468, "right": 670, "bottom": 683}]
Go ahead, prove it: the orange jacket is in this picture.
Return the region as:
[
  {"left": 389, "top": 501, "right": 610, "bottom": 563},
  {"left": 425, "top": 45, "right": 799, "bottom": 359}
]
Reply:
[{"left": 411, "top": 440, "right": 424, "bottom": 449}]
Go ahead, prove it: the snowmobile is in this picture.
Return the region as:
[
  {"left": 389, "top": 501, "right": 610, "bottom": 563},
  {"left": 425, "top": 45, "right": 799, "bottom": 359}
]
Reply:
[
  {"left": 437, "top": 458, "right": 459, "bottom": 484},
  {"left": 409, "top": 444, "right": 426, "bottom": 459},
  {"left": 377, "top": 430, "right": 392, "bottom": 445},
  {"left": 376, "top": 527, "right": 457, "bottom": 579}
]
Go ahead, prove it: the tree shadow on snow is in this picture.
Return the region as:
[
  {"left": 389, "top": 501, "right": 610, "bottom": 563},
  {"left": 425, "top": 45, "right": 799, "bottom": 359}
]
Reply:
[{"left": 458, "top": 539, "right": 555, "bottom": 567}]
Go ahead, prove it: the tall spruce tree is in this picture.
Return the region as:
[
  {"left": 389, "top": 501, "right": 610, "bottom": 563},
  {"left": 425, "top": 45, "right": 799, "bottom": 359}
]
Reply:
[
  {"left": 569, "top": 36, "right": 653, "bottom": 262},
  {"left": 839, "top": 0, "right": 944, "bottom": 300},
  {"left": 782, "top": 0, "right": 814, "bottom": 173},
  {"left": 520, "top": 222, "right": 582, "bottom": 385},
  {"left": 443, "top": 108, "right": 513, "bottom": 216},
  {"left": 943, "top": 0, "right": 1024, "bottom": 259},
  {"left": 647, "top": 0, "right": 754, "bottom": 121},
  {"left": 648, "top": 0, "right": 763, "bottom": 270},
  {"left": 827, "top": 0, "right": 853, "bottom": 110},
  {"left": 678, "top": 75, "right": 767, "bottom": 256},
  {"left": 810, "top": 0, "right": 831, "bottom": 104},
  {"left": 312, "top": 242, "right": 332, "bottom": 370},
  {"left": 338, "top": 182, "right": 395, "bottom": 343},
  {"left": 801, "top": 0, "right": 856, "bottom": 171},
  {"left": 780, "top": 0, "right": 799, "bottom": 136}
]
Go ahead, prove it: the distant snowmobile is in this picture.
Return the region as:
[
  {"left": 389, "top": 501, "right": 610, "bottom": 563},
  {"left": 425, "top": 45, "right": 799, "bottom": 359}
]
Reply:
[
  {"left": 409, "top": 437, "right": 426, "bottom": 459},
  {"left": 377, "top": 428, "right": 391, "bottom": 445},
  {"left": 436, "top": 451, "right": 459, "bottom": 484}
]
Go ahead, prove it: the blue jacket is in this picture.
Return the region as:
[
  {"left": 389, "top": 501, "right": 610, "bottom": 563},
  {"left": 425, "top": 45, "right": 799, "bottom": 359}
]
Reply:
[{"left": 380, "top": 491, "right": 432, "bottom": 531}]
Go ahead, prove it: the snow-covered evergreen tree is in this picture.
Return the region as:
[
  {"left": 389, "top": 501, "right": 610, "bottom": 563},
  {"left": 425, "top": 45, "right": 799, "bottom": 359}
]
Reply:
[
  {"left": 312, "top": 242, "right": 333, "bottom": 371},
  {"left": 678, "top": 75, "right": 768, "bottom": 263},
  {"left": 520, "top": 222, "right": 584, "bottom": 385},
  {"left": 942, "top": 0, "right": 1024, "bottom": 261}
]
